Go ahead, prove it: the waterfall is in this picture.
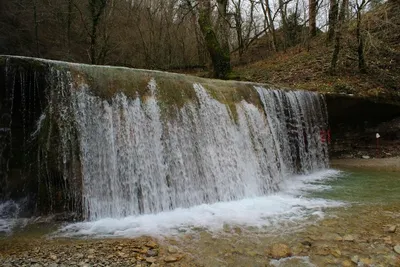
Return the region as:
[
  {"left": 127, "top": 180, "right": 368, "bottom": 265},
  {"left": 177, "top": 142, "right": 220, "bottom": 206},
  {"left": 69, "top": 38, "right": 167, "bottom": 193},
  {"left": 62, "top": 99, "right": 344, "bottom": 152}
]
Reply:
[
  {"left": 0, "top": 56, "right": 329, "bottom": 221},
  {"left": 71, "top": 80, "right": 328, "bottom": 220}
]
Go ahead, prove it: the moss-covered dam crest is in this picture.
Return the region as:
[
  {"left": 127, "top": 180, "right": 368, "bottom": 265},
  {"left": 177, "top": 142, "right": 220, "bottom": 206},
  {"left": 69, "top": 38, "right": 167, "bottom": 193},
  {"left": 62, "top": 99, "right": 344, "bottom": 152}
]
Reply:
[{"left": 0, "top": 55, "right": 271, "bottom": 113}]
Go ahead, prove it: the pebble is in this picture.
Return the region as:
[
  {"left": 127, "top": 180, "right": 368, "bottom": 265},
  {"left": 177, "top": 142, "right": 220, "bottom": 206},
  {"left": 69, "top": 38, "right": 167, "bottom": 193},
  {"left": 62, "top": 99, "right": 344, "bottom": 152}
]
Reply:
[
  {"left": 145, "top": 241, "right": 158, "bottom": 249},
  {"left": 269, "top": 243, "right": 291, "bottom": 259},
  {"left": 394, "top": 245, "right": 400, "bottom": 254},
  {"left": 49, "top": 254, "right": 58, "bottom": 261},
  {"left": 146, "top": 249, "right": 159, "bottom": 257},
  {"left": 330, "top": 248, "right": 341, "bottom": 258},
  {"left": 383, "top": 236, "right": 392, "bottom": 244},
  {"left": 384, "top": 225, "right": 397, "bottom": 233},
  {"left": 146, "top": 257, "right": 157, "bottom": 263},
  {"left": 359, "top": 257, "right": 373, "bottom": 265},
  {"left": 167, "top": 246, "right": 179, "bottom": 254},
  {"left": 351, "top": 255, "right": 359, "bottom": 264},
  {"left": 164, "top": 255, "right": 183, "bottom": 263},
  {"left": 343, "top": 235, "right": 355, "bottom": 242},
  {"left": 342, "top": 259, "right": 353, "bottom": 267}
]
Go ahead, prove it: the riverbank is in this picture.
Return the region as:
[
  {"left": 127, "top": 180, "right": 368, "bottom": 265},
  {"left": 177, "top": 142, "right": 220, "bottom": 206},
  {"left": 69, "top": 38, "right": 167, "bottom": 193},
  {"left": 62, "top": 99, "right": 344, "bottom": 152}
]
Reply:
[
  {"left": 0, "top": 235, "right": 192, "bottom": 267},
  {"left": 331, "top": 157, "right": 400, "bottom": 172},
  {"left": 1, "top": 166, "right": 400, "bottom": 266},
  {"left": 1, "top": 204, "right": 400, "bottom": 267}
]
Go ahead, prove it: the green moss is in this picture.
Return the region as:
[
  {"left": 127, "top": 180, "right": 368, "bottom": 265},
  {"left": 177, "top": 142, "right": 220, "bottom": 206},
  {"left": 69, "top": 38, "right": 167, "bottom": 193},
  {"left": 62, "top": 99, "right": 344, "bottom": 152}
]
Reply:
[
  {"left": 199, "top": 80, "right": 264, "bottom": 123},
  {"left": 3, "top": 56, "right": 271, "bottom": 124}
]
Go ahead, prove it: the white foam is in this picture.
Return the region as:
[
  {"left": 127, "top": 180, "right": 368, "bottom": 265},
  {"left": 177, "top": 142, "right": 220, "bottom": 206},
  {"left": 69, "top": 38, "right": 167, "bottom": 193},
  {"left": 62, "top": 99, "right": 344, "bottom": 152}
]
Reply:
[
  {"left": 0, "top": 200, "right": 20, "bottom": 234},
  {"left": 270, "top": 256, "right": 317, "bottom": 267},
  {"left": 58, "top": 169, "right": 344, "bottom": 238}
]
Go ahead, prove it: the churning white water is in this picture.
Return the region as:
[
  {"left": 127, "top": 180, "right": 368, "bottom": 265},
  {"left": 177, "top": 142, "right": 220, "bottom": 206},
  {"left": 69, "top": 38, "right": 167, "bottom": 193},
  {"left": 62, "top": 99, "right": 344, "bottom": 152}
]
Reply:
[
  {"left": 70, "top": 80, "right": 329, "bottom": 220},
  {"left": 0, "top": 200, "right": 20, "bottom": 234},
  {"left": 58, "top": 169, "right": 343, "bottom": 237}
]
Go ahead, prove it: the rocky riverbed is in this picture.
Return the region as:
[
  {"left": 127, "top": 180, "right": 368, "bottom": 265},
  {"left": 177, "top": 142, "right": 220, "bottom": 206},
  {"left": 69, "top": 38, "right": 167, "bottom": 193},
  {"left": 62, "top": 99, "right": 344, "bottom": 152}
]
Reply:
[
  {"left": 0, "top": 236, "right": 190, "bottom": 267},
  {"left": 2, "top": 162, "right": 400, "bottom": 266},
  {"left": 1, "top": 202, "right": 400, "bottom": 266}
]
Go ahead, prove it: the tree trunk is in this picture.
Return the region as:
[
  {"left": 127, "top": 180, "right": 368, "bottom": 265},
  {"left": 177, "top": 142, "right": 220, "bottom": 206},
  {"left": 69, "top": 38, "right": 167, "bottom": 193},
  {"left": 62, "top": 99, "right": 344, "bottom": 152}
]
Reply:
[
  {"left": 309, "top": 0, "right": 317, "bottom": 37},
  {"left": 216, "top": 0, "right": 230, "bottom": 53},
  {"left": 67, "top": 0, "right": 73, "bottom": 55},
  {"left": 88, "top": 0, "right": 107, "bottom": 64},
  {"left": 33, "top": 0, "right": 40, "bottom": 57},
  {"left": 279, "top": 0, "right": 288, "bottom": 50},
  {"left": 327, "top": 0, "right": 338, "bottom": 42},
  {"left": 264, "top": 0, "right": 277, "bottom": 51},
  {"left": 330, "top": 0, "right": 348, "bottom": 73},
  {"left": 356, "top": 1, "right": 367, "bottom": 73},
  {"left": 198, "top": 0, "right": 231, "bottom": 79}
]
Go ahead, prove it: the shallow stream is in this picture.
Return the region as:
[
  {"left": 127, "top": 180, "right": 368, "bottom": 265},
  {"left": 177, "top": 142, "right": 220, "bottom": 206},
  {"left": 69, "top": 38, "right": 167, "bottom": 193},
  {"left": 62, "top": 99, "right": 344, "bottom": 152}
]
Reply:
[{"left": 1, "top": 167, "right": 400, "bottom": 266}]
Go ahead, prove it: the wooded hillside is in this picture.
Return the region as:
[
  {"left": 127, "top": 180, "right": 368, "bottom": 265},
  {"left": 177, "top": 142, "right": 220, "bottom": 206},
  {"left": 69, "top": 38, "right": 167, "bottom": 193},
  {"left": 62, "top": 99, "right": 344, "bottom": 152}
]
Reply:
[{"left": 0, "top": 0, "right": 398, "bottom": 97}]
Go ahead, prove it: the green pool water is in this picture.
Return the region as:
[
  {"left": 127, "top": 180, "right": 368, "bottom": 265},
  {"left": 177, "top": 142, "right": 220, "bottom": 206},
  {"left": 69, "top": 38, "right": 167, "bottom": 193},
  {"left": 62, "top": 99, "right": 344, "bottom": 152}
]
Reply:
[{"left": 308, "top": 167, "right": 400, "bottom": 204}]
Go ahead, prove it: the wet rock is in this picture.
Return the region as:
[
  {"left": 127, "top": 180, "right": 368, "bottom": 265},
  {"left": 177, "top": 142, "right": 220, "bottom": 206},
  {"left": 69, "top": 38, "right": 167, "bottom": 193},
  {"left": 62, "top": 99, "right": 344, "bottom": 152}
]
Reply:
[
  {"left": 359, "top": 257, "right": 373, "bottom": 266},
  {"left": 351, "top": 255, "right": 359, "bottom": 264},
  {"left": 167, "top": 246, "right": 179, "bottom": 254},
  {"left": 342, "top": 259, "right": 354, "bottom": 267},
  {"left": 145, "top": 241, "right": 158, "bottom": 249},
  {"left": 314, "top": 245, "right": 330, "bottom": 256},
  {"left": 117, "top": 251, "right": 127, "bottom": 258},
  {"left": 233, "top": 227, "right": 242, "bottom": 234},
  {"left": 164, "top": 254, "right": 183, "bottom": 263},
  {"left": 269, "top": 243, "right": 291, "bottom": 259},
  {"left": 383, "top": 236, "right": 392, "bottom": 245},
  {"left": 146, "top": 249, "right": 159, "bottom": 257},
  {"left": 291, "top": 245, "right": 305, "bottom": 255},
  {"left": 343, "top": 234, "right": 355, "bottom": 242},
  {"left": 384, "top": 225, "right": 397, "bottom": 233},
  {"left": 362, "top": 155, "right": 370, "bottom": 159},
  {"left": 49, "top": 254, "right": 58, "bottom": 261},
  {"left": 330, "top": 248, "right": 341, "bottom": 258},
  {"left": 244, "top": 249, "right": 258, "bottom": 257},
  {"left": 145, "top": 257, "right": 157, "bottom": 263},
  {"left": 300, "top": 240, "right": 312, "bottom": 247},
  {"left": 394, "top": 245, "right": 400, "bottom": 254},
  {"left": 322, "top": 232, "right": 342, "bottom": 241}
]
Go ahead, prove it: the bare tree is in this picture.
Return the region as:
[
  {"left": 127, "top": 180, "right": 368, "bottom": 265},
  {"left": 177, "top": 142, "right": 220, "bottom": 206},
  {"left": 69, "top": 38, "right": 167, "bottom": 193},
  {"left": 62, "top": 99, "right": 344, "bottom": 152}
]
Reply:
[
  {"left": 197, "top": 0, "right": 231, "bottom": 78},
  {"left": 330, "top": 0, "right": 348, "bottom": 73},
  {"left": 32, "top": 0, "right": 40, "bottom": 56},
  {"left": 309, "top": 0, "right": 317, "bottom": 37},
  {"left": 355, "top": 0, "right": 371, "bottom": 73},
  {"left": 327, "top": 0, "right": 339, "bottom": 42},
  {"left": 87, "top": 0, "right": 108, "bottom": 64},
  {"left": 260, "top": 0, "right": 278, "bottom": 51}
]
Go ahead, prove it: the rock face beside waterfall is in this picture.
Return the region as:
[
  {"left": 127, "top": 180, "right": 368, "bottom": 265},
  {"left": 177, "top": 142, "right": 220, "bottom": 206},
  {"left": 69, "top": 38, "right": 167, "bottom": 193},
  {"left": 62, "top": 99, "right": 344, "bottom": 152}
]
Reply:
[
  {"left": 325, "top": 94, "right": 400, "bottom": 158},
  {"left": 0, "top": 56, "right": 331, "bottom": 219}
]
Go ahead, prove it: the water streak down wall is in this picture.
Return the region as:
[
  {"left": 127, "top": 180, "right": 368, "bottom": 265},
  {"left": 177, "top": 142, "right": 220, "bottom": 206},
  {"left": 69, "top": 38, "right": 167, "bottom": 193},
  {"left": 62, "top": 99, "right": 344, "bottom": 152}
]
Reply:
[{"left": 0, "top": 56, "right": 329, "bottom": 220}]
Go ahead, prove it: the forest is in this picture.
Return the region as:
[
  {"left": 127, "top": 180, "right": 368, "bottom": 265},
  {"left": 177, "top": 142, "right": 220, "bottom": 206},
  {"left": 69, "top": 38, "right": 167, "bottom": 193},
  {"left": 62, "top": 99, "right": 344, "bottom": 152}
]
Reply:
[{"left": 0, "top": 0, "right": 399, "bottom": 92}]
